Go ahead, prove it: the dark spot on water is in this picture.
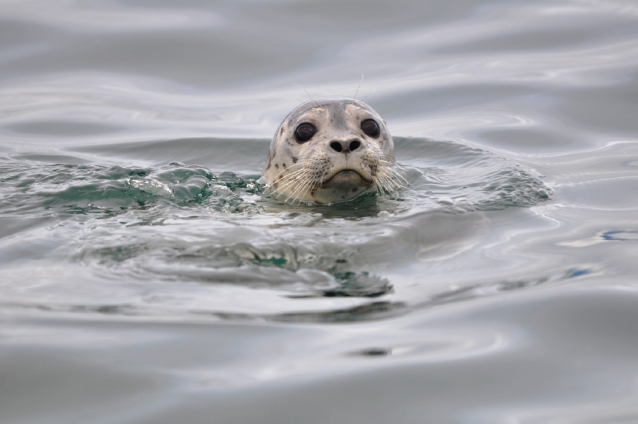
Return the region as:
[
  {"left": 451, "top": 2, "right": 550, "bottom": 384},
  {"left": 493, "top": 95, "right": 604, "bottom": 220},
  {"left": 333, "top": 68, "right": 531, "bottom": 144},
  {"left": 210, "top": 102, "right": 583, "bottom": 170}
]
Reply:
[
  {"left": 566, "top": 268, "right": 591, "bottom": 278},
  {"left": 95, "top": 305, "right": 123, "bottom": 314},
  {"left": 602, "top": 230, "right": 638, "bottom": 241},
  {"left": 356, "top": 348, "right": 391, "bottom": 357},
  {"left": 273, "top": 301, "right": 406, "bottom": 323}
]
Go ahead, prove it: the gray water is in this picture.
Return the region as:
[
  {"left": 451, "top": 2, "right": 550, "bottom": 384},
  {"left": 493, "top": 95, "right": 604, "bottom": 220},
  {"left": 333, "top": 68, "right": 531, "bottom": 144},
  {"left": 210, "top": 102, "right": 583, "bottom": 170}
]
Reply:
[{"left": 1, "top": 1, "right": 638, "bottom": 423}]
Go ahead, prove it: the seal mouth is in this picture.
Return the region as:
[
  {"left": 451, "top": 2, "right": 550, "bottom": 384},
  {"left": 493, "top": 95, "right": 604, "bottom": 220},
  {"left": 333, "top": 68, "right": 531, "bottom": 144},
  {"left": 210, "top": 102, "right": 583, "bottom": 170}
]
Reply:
[{"left": 320, "top": 169, "right": 373, "bottom": 187}]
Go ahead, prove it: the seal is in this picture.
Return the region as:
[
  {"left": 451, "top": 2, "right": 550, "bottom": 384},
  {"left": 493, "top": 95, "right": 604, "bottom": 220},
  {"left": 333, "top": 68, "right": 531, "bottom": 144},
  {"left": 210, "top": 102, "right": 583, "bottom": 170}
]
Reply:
[{"left": 262, "top": 97, "right": 405, "bottom": 204}]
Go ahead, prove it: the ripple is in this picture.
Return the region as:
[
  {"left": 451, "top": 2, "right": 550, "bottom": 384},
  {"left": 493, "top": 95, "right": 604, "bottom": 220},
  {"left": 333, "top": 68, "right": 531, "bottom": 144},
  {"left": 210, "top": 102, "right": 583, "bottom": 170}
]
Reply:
[
  {"left": 1, "top": 1, "right": 222, "bottom": 33},
  {"left": 0, "top": 138, "right": 551, "bottom": 315},
  {"left": 602, "top": 230, "right": 638, "bottom": 242}
]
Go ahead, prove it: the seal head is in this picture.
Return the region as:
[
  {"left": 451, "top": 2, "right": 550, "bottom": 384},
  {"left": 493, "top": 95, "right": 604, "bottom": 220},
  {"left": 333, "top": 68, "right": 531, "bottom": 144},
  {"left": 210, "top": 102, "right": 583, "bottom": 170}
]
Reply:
[{"left": 263, "top": 97, "right": 402, "bottom": 204}]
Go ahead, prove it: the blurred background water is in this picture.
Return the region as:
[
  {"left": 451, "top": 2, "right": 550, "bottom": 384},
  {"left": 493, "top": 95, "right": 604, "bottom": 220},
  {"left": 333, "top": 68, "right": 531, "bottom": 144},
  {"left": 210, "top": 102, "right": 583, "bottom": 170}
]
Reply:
[{"left": 1, "top": 0, "right": 638, "bottom": 423}]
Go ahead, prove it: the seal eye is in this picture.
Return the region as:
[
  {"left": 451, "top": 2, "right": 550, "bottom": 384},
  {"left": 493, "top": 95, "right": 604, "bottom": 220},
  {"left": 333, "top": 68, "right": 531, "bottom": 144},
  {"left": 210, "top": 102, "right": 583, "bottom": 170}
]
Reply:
[
  {"left": 361, "top": 119, "right": 380, "bottom": 138},
  {"left": 295, "top": 123, "right": 316, "bottom": 143}
]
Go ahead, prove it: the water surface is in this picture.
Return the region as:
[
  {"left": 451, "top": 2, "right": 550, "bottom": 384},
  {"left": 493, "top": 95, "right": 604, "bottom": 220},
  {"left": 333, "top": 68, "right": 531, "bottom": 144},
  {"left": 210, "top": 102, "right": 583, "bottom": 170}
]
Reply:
[{"left": 2, "top": 1, "right": 638, "bottom": 423}]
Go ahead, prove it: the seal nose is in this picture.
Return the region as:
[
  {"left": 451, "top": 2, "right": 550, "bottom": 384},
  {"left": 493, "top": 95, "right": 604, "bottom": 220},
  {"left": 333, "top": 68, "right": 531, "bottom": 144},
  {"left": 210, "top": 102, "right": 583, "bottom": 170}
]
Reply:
[{"left": 329, "top": 139, "right": 362, "bottom": 154}]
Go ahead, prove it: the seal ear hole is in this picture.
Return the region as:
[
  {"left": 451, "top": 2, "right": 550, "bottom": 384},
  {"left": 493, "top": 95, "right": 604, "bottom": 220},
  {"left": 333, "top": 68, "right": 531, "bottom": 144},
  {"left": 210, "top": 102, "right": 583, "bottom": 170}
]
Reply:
[
  {"left": 295, "top": 123, "right": 316, "bottom": 143},
  {"left": 361, "top": 119, "right": 380, "bottom": 138}
]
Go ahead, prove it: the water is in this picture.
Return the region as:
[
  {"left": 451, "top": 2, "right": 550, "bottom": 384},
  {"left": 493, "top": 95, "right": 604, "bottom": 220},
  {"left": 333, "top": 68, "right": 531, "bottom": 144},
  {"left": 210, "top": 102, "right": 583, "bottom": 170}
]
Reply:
[{"left": 1, "top": 1, "right": 638, "bottom": 423}]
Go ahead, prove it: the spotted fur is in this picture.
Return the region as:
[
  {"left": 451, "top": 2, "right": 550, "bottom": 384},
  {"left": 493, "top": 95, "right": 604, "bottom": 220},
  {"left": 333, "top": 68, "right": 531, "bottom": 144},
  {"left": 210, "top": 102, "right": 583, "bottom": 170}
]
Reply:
[{"left": 262, "top": 97, "right": 406, "bottom": 204}]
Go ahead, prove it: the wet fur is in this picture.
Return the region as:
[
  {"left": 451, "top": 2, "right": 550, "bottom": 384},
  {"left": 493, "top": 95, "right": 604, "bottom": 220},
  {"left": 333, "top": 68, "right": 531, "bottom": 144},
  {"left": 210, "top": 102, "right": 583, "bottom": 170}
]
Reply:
[{"left": 263, "top": 97, "right": 406, "bottom": 204}]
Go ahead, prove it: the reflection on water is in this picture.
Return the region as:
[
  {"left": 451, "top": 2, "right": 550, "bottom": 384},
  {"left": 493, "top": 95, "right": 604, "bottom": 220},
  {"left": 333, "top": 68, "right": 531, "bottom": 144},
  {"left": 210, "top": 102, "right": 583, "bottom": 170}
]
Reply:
[
  {"left": 2, "top": 0, "right": 638, "bottom": 423},
  {"left": 1, "top": 137, "right": 550, "bottom": 315}
]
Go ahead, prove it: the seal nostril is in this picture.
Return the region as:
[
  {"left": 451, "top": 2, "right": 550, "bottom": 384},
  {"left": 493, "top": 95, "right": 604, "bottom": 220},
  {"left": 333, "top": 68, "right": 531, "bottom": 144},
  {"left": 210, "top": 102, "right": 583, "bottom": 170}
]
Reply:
[
  {"left": 349, "top": 140, "right": 361, "bottom": 152},
  {"left": 330, "top": 141, "right": 343, "bottom": 153}
]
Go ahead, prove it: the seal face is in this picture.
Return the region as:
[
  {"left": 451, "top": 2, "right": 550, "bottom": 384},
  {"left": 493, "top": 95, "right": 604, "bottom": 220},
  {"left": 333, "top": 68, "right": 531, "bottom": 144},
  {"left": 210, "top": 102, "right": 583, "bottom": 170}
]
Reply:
[{"left": 263, "top": 97, "right": 404, "bottom": 204}]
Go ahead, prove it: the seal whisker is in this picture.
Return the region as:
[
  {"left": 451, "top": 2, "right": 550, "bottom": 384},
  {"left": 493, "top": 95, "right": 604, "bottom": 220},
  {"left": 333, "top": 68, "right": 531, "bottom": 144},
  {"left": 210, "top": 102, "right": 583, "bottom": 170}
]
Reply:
[
  {"left": 287, "top": 179, "right": 312, "bottom": 204},
  {"left": 276, "top": 168, "right": 311, "bottom": 192},
  {"left": 264, "top": 165, "right": 306, "bottom": 196},
  {"left": 378, "top": 169, "right": 402, "bottom": 189},
  {"left": 376, "top": 178, "right": 391, "bottom": 194},
  {"left": 262, "top": 97, "right": 397, "bottom": 204},
  {"left": 293, "top": 83, "right": 313, "bottom": 100},
  {"left": 372, "top": 176, "right": 384, "bottom": 194},
  {"left": 278, "top": 177, "right": 308, "bottom": 199},
  {"left": 376, "top": 175, "right": 392, "bottom": 192},
  {"left": 376, "top": 168, "right": 404, "bottom": 193},
  {"left": 269, "top": 163, "right": 304, "bottom": 182},
  {"left": 376, "top": 161, "right": 408, "bottom": 187},
  {"left": 377, "top": 174, "right": 394, "bottom": 193},
  {"left": 274, "top": 169, "right": 306, "bottom": 187},
  {"left": 387, "top": 162, "right": 409, "bottom": 181},
  {"left": 274, "top": 178, "right": 306, "bottom": 200},
  {"left": 354, "top": 73, "right": 364, "bottom": 99},
  {"left": 387, "top": 167, "right": 409, "bottom": 187},
  {"left": 296, "top": 179, "right": 316, "bottom": 205},
  {"left": 284, "top": 171, "right": 314, "bottom": 203},
  {"left": 363, "top": 89, "right": 376, "bottom": 100},
  {"left": 385, "top": 170, "right": 405, "bottom": 190}
]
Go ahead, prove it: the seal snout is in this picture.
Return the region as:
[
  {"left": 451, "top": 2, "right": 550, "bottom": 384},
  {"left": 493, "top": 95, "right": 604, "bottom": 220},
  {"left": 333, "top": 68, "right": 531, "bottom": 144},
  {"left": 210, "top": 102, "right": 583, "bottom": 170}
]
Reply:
[
  {"left": 329, "top": 139, "right": 362, "bottom": 154},
  {"left": 263, "top": 97, "right": 398, "bottom": 204}
]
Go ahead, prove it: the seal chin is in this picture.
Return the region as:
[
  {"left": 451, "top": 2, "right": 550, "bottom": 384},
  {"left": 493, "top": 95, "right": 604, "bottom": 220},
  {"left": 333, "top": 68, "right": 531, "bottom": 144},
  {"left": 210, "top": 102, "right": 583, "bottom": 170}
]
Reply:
[
  {"left": 311, "top": 169, "right": 373, "bottom": 203},
  {"left": 321, "top": 169, "right": 372, "bottom": 187},
  {"left": 312, "top": 170, "right": 373, "bottom": 203}
]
